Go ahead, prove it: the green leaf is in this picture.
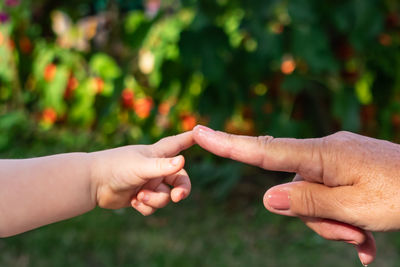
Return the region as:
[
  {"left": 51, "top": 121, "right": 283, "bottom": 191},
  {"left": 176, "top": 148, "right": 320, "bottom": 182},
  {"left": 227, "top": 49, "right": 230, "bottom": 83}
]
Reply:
[
  {"left": 125, "top": 11, "right": 146, "bottom": 34},
  {"left": 42, "top": 65, "right": 69, "bottom": 114},
  {"left": 282, "top": 74, "right": 305, "bottom": 93},
  {"left": 69, "top": 78, "right": 96, "bottom": 126},
  {"left": 291, "top": 25, "right": 338, "bottom": 73},
  {"left": 89, "top": 54, "right": 121, "bottom": 80},
  {"left": 355, "top": 72, "right": 374, "bottom": 105}
]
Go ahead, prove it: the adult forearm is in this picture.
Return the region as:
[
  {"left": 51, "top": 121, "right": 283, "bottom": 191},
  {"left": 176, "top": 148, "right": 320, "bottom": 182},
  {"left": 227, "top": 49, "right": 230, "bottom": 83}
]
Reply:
[{"left": 0, "top": 153, "right": 95, "bottom": 237}]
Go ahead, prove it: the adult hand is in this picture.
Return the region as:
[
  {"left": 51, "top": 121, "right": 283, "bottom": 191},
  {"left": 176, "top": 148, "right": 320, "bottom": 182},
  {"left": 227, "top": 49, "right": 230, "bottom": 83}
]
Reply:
[{"left": 193, "top": 125, "right": 400, "bottom": 265}]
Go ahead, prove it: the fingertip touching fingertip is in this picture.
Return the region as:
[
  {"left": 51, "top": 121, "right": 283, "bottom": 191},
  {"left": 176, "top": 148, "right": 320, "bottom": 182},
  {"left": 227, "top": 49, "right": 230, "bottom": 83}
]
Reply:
[{"left": 193, "top": 125, "right": 215, "bottom": 137}]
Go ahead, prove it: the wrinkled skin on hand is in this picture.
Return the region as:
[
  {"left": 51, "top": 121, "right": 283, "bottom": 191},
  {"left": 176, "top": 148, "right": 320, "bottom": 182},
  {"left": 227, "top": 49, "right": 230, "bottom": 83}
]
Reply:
[{"left": 194, "top": 126, "right": 400, "bottom": 265}]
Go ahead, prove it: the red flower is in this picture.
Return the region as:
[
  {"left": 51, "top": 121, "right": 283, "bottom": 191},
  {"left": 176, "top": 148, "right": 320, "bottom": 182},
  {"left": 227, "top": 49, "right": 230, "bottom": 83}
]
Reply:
[
  {"left": 92, "top": 77, "right": 104, "bottom": 94},
  {"left": 42, "top": 108, "right": 57, "bottom": 124},
  {"left": 44, "top": 64, "right": 57, "bottom": 82},
  {"left": 379, "top": 33, "right": 392, "bottom": 46},
  {"left": 158, "top": 101, "right": 171, "bottom": 116},
  {"left": 19, "top": 36, "right": 33, "bottom": 54},
  {"left": 64, "top": 75, "right": 79, "bottom": 99},
  {"left": 7, "top": 39, "right": 15, "bottom": 50},
  {"left": 181, "top": 113, "right": 197, "bottom": 131},
  {"left": 392, "top": 114, "right": 400, "bottom": 128},
  {"left": 121, "top": 88, "right": 135, "bottom": 109},
  {"left": 134, "top": 97, "right": 154, "bottom": 119},
  {"left": 281, "top": 57, "right": 296, "bottom": 75}
]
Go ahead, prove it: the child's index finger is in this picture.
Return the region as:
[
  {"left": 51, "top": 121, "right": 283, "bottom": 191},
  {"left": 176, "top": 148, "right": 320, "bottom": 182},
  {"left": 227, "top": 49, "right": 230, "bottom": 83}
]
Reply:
[{"left": 151, "top": 131, "right": 195, "bottom": 157}]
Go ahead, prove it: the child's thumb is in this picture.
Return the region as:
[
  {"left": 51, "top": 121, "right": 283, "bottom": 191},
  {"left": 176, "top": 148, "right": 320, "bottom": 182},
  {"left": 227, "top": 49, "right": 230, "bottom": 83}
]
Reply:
[{"left": 138, "top": 155, "right": 185, "bottom": 180}]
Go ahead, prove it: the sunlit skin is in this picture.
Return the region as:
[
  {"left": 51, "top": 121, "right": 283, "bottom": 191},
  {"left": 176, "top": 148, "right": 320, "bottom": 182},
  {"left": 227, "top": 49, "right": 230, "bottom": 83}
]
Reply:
[
  {"left": 193, "top": 125, "right": 400, "bottom": 266},
  {"left": 0, "top": 131, "right": 194, "bottom": 238}
]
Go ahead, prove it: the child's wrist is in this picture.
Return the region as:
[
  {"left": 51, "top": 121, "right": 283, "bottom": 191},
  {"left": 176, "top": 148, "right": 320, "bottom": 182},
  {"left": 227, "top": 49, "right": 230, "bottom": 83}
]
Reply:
[{"left": 87, "top": 152, "right": 102, "bottom": 208}]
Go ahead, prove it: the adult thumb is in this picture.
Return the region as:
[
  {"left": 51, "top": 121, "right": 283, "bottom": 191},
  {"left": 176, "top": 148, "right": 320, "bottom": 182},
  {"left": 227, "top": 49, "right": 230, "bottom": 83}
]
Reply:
[
  {"left": 138, "top": 155, "right": 185, "bottom": 180},
  {"left": 263, "top": 181, "right": 356, "bottom": 225}
]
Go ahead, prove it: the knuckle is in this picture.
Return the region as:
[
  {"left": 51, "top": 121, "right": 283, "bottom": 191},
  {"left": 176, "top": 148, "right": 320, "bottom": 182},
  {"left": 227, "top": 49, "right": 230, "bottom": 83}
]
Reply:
[
  {"left": 155, "top": 158, "right": 165, "bottom": 171},
  {"left": 335, "top": 130, "right": 351, "bottom": 137},
  {"left": 255, "top": 135, "right": 274, "bottom": 167},
  {"left": 322, "top": 131, "right": 361, "bottom": 175},
  {"left": 298, "top": 138, "right": 325, "bottom": 179},
  {"left": 325, "top": 131, "right": 356, "bottom": 147},
  {"left": 148, "top": 144, "right": 158, "bottom": 156},
  {"left": 256, "top": 135, "right": 275, "bottom": 148},
  {"left": 298, "top": 187, "right": 318, "bottom": 217},
  {"left": 225, "top": 133, "right": 234, "bottom": 145},
  {"left": 220, "top": 133, "right": 236, "bottom": 158}
]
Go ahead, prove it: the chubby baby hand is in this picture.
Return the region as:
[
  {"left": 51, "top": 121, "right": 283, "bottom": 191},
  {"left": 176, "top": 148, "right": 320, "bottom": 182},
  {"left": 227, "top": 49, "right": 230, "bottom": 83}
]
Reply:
[{"left": 89, "top": 131, "right": 194, "bottom": 215}]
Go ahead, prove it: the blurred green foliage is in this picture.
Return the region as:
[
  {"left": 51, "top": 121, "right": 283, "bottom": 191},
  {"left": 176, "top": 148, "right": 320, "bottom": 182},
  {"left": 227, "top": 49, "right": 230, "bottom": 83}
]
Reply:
[
  {"left": 1, "top": 1, "right": 400, "bottom": 266},
  {"left": 1, "top": 0, "right": 400, "bottom": 149},
  {"left": 0, "top": 0, "right": 398, "bottom": 196}
]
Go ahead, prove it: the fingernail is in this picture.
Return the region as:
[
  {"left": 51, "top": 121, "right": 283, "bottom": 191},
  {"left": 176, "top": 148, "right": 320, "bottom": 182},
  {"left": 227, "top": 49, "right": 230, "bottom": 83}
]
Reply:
[
  {"left": 180, "top": 192, "right": 186, "bottom": 201},
  {"left": 266, "top": 189, "right": 290, "bottom": 210},
  {"left": 138, "top": 192, "right": 149, "bottom": 202},
  {"left": 171, "top": 156, "right": 181, "bottom": 166},
  {"left": 194, "top": 125, "right": 215, "bottom": 135},
  {"left": 358, "top": 251, "right": 368, "bottom": 267}
]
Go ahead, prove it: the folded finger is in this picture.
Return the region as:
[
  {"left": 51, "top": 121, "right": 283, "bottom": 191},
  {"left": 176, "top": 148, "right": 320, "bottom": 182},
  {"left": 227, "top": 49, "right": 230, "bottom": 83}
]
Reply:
[
  {"left": 302, "top": 217, "right": 367, "bottom": 244},
  {"left": 137, "top": 183, "right": 171, "bottom": 209},
  {"left": 295, "top": 174, "right": 376, "bottom": 265},
  {"left": 131, "top": 198, "right": 156, "bottom": 216},
  {"left": 164, "top": 169, "right": 191, "bottom": 202},
  {"left": 301, "top": 216, "right": 376, "bottom": 265}
]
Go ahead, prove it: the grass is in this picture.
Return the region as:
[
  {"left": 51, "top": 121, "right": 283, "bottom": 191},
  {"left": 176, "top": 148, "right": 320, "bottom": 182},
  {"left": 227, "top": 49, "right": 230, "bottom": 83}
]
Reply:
[
  {"left": 2, "top": 185, "right": 399, "bottom": 267},
  {"left": 1, "top": 136, "right": 399, "bottom": 267}
]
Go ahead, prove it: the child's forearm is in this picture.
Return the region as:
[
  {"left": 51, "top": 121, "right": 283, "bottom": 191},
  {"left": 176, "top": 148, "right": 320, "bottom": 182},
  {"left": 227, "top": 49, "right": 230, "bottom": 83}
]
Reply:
[
  {"left": 0, "top": 132, "right": 194, "bottom": 237},
  {"left": 0, "top": 153, "right": 95, "bottom": 237}
]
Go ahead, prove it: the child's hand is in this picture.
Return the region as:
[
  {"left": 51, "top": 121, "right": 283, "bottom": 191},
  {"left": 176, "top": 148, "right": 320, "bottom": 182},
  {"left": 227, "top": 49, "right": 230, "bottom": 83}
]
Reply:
[{"left": 90, "top": 131, "right": 194, "bottom": 215}]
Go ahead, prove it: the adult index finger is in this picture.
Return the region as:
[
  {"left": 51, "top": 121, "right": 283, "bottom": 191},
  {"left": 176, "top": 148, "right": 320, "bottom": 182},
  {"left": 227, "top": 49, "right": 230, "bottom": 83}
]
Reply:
[{"left": 193, "top": 125, "right": 322, "bottom": 176}]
